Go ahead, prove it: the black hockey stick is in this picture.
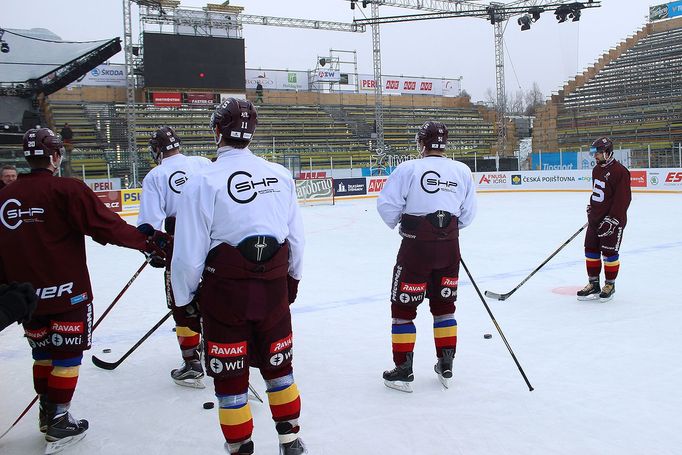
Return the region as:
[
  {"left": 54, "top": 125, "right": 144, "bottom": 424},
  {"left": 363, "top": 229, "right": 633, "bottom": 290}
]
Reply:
[
  {"left": 91, "top": 311, "right": 265, "bottom": 403},
  {"left": 461, "top": 258, "right": 534, "bottom": 392},
  {"left": 0, "top": 260, "right": 150, "bottom": 441},
  {"left": 92, "top": 310, "right": 173, "bottom": 370},
  {"left": 484, "top": 223, "right": 588, "bottom": 301}
]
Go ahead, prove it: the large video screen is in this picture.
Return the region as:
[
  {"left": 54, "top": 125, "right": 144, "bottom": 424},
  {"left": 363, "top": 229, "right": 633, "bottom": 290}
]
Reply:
[{"left": 143, "top": 33, "right": 245, "bottom": 89}]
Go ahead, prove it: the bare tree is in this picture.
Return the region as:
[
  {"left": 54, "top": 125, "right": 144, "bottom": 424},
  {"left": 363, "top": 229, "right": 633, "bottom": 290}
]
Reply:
[
  {"left": 524, "top": 82, "right": 544, "bottom": 116},
  {"left": 507, "top": 89, "right": 525, "bottom": 115}
]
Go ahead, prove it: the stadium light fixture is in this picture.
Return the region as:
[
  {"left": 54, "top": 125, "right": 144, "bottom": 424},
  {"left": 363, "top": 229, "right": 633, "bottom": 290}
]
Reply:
[
  {"left": 0, "top": 42, "right": 9, "bottom": 53},
  {"left": 517, "top": 14, "right": 532, "bottom": 31},
  {"left": 350, "top": 0, "right": 356, "bottom": 10},
  {"left": 528, "top": 6, "right": 543, "bottom": 22},
  {"left": 554, "top": 5, "right": 571, "bottom": 23}
]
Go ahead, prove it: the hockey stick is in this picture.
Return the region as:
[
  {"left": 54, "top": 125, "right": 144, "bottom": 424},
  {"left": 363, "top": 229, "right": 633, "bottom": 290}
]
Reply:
[
  {"left": 461, "top": 258, "right": 534, "bottom": 392},
  {"left": 92, "top": 310, "right": 173, "bottom": 370},
  {"left": 484, "top": 223, "right": 588, "bottom": 301},
  {"left": 0, "top": 260, "right": 149, "bottom": 441},
  {"left": 91, "top": 311, "right": 265, "bottom": 403}
]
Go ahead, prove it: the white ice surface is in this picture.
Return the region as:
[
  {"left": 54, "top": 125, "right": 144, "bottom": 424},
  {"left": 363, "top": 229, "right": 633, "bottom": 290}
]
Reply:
[{"left": 1, "top": 192, "right": 681, "bottom": 455}]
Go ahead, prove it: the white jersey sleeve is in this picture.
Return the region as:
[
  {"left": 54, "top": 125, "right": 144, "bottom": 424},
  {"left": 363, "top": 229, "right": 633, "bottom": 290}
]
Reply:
[
  {"left": 170, "top": 173, "right": 214, "bottom": 307},
  {"left": 376, "top": 166, "right": 408, "bottom": 229},
  {"left": 286, "top": 182, "right": 305, "bottom": 279},
  {"left": 138, "top": 173, "right": 166, "bottom": 230}
]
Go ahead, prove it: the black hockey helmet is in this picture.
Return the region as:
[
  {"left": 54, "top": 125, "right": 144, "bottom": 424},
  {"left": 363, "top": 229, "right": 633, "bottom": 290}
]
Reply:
[
  {"left": 149, "top": 126, "right": 181, "bottom": 164},
  {"left": 415, "top": 121, "right": 448, "bottom": 153},
  {"left": 209, "top": 98, "right": 258, "bottom": 146},
  {"left": 22, "top": 128, "right": 63, "bottom": 158}
]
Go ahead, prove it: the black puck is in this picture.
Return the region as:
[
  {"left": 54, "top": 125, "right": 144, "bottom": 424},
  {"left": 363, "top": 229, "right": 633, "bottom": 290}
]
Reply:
[
  {"left": 203, "top": 401, "right": 214, "bottom": 409},
  {"left": 484, "top": 334, "right": 492, "bottom": 339},
  {"left": 102, "top": 348, "right": 111, "bottom": 353}
]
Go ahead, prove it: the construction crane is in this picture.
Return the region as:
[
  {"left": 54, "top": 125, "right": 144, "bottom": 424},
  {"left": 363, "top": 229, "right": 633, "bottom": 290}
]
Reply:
[{"left": 350, "top": 0, "right": 601, "bottom": 156}]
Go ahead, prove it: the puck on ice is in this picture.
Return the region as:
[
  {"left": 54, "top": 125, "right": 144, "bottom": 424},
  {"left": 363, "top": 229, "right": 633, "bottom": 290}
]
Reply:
[
  {"left": 203, "top": 401, "right": 214, "bottom": 409},
  {"left": 483, "top": 334, "right": 492, "bottom": 339},
  {"left": 102, "top": 348, "right": 112, "bottom": 353}
]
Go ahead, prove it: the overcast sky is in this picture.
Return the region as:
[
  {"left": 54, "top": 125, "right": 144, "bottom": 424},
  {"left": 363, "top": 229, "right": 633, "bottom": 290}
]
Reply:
[{"left": 3, "top": 0, "right": 656, "bottom": 102}]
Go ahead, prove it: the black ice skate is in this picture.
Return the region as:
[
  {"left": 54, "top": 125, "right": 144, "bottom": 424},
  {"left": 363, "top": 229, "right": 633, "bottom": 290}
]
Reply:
[
  {"left": 577, "top": 280, "right": 601, "bottom": 301},
  {"left": 599, "top": 282, "right": 615, "bottom": 302},
  {"left": 276, "top": 421, "right": 306, "bottom": 454},
  {"left": 39, "top": 396, "right": 47, "bottom": 433},
  {"left": 280, "top": 438, "right": 307, "bottom": 455},
  {"left": 171, "top": 359, "right": 205, "bottom": 389},
  {"left": 224, "top": 440, "right": 254, "bottom": 454},
  {"left": 383, "top": 352, "right": 414, "bottom": 393},
  {"left": 44, "top": 405, "right": 89, "bottom": 455},
  {"left": 434, "top": 348, "right": 455, "bottom": 389}
]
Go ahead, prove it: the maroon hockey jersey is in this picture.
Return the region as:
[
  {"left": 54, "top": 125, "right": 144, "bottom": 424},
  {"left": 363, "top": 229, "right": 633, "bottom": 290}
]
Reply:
[
  {"left": 588, "top": 159, "right": 631, "bottom": 227},
  {"left": 0, "top": 170, "right": 148, "bottom": 315}
]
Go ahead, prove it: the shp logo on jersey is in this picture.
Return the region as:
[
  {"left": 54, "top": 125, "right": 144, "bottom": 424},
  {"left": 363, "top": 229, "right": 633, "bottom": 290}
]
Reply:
[
  {"left": 420, "top": 171, "right": 457, "bottom": 194},
  {"left": 0, "top": 198, "right": 45, "bottom": 230},
  {"left": 208, "top": 341, "right": 247, "bottom": 358},
  {"left": 227, "top": 170, "right": 279, "bottom": 204},
  {"left": 168, "top": 170, "right": 188, "bottom": 194}
]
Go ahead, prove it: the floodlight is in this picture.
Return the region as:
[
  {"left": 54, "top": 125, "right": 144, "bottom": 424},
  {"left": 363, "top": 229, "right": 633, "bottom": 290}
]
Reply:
[
  {"left": 528, "top": 6, "right": 543, "bottom": 22},
  {"left": 518, "top": 14, "right": 532, "bottom": 31},
  {"left": 0, "top": 42, "right": 9, "bottom": 53}
]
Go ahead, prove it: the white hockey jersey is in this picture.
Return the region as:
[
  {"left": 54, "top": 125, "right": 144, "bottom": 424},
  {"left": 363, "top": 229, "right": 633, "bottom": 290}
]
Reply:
[
  {"left": 377, "top": 156, "right": 477, "bottom": 229},
  {"left": 137, "top": 154, "right": 212, "bottom": 229},
  {"left": 171, "top": 146, "right": 304, "bottom": 307}
]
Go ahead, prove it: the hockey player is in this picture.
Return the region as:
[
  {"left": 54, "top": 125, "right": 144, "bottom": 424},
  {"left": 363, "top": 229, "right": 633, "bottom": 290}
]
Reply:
[
  {"left": 171, "top": 98, "right": 306, "bottom": 455},
  {"left": 377, "top": 121, "right": 477, "bottom": 392},
  {"left": 0, "top": 128, "right": 170, "bottom": 452},
  {"left": 577, "top": 136, "right": 631, "bottom": 302},
  {"left": 137, "top": 126, "right": 211, "bottom": 388}
]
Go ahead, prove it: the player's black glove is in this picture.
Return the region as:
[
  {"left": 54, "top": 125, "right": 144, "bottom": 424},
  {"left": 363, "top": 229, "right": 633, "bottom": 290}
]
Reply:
[
  {"left": 0, "top": 282, "right": 38, "bottom": 330},
  {"left": 287, "top": 275, "right": 300, "bottom": 305},
  {"left": 586, "top": 204, "right": 591, "bottom": 215},
  {"left": 138, "top": 224, "right": 173, "bottom": 268},
  {"left": 597, "top": 216, "right": 619, "bottom": 238}
]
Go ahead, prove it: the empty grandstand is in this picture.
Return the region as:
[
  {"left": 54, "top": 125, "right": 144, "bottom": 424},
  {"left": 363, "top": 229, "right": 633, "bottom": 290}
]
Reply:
[{"left": 534, "top": 16, "right": 682, "bottom": 168}]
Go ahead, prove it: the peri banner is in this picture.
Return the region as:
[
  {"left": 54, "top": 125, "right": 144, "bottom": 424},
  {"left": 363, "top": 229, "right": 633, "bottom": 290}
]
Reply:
[
  {"left": 68, "top": 64, "right": 127, "bottom": 87},
  {"left": 86, "top": 178, "right": 121, "bottom": 191},
  {"left": 246, "top": 69, "right": 309, "bottom": 91}
]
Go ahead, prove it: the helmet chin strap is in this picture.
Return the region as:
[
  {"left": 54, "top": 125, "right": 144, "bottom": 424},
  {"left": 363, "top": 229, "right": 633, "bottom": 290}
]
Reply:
[
  {"left": 49, "top": 153, "right": 63, "bottom": 174},
  {"left": 214, "top": 128, "right": 223, "bottom": 146}
]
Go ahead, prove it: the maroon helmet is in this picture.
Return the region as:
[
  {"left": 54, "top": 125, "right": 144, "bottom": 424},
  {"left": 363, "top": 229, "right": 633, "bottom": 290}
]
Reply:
[
  {"left": 416, "top": 121, "right": 448, "bottom": 152},
  {"left": 149, "top": 126, "right": 181, "bottom": 164},
  {"left": 590, "top": 136, "right": 614, "bottom": 162},
  {"left": 23, "top": 128, "right": 63, "bottom": 158},
  {"left": 210, "top": 98, "right": 257, "bottom": 145}
]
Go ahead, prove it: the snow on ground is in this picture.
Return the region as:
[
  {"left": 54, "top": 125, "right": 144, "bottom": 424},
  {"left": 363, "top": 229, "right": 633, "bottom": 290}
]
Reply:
[{"left": 1, "top": 191, "right": 681, "bottom": 455}]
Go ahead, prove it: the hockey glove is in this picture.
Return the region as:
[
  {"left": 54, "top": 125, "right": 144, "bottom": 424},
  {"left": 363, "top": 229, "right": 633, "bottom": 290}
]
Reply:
[
  {"left": 597, "top": 216, "right": 619, "bottom": 238},
  {"left": 586, "top": 204, "right": 591, "bottom": 215},
  {"left": 287, "top": 275, "right": 300, "bottom": 305},
  {"left": 0, "top": 282, "right": 38, "bottom": 328},
  {"left": 145, "top": 231, "right": 173, "bottom": 268}
]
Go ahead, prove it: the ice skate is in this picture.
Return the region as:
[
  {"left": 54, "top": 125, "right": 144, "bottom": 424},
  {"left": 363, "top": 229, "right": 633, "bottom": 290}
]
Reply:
[
  {"left": 577, "top": 280, "right": 601, "bottom": 301},
  {"left": 599, "top": 282, "right": 615, "bottom": 302},
  {"left": 44, "top": 406, "right": 88, "bottom": 454},
  {"left": 39, "top": 396, "right": 47, "bottom": 433},
  {"left": 383, "top": 352, "right": 414, "bottom": 393},
  {"left": 171, "top": 359, "right": 205, "bottom": 389},
  {"left": 280, "top": 438, "right": 307, "bottom": 455},
  {"left": 225, "top": 440, "right": 254, "bottom": 454},
  {"left": 434, "top": 348, "right": 455, "bottom": 389}
]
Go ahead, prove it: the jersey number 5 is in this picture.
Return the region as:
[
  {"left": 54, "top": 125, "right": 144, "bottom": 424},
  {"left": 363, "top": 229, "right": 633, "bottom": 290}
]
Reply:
[{"left": 591, "top": 179, "right": 605, "bottom": 202}]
